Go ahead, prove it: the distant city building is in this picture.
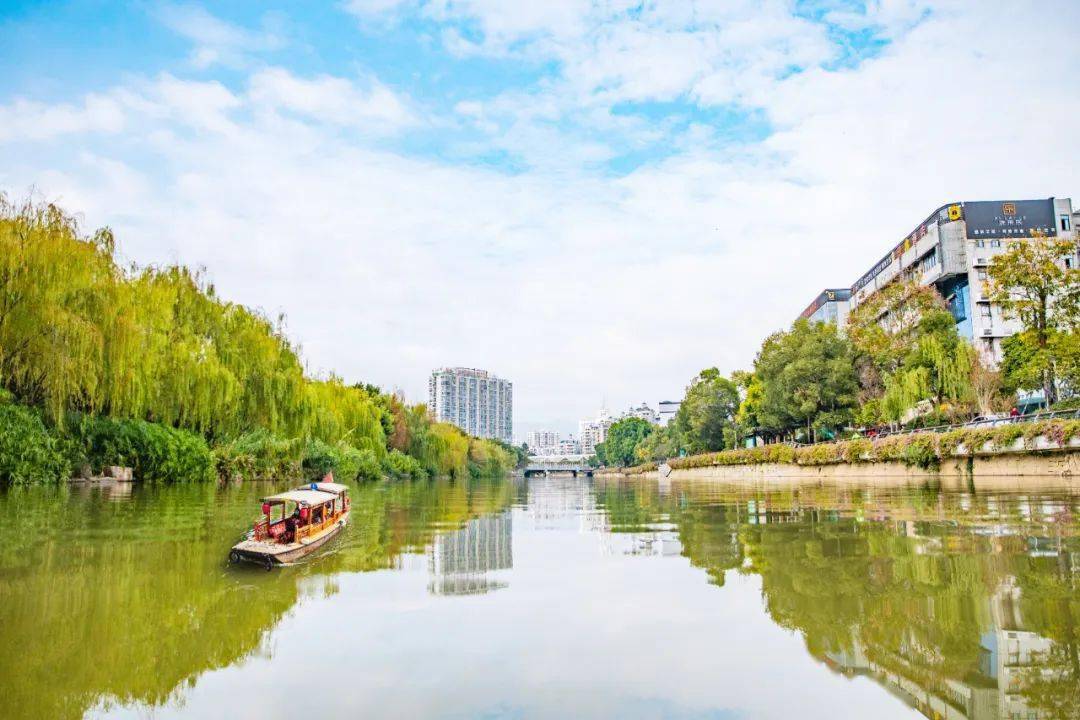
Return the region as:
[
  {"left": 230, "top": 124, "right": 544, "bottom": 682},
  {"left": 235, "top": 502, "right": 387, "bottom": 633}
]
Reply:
[
  {"left": 579, "top": 407, "right": 613, "bottom": 457},
  {"left": 428, "top": 367, "right": 512, "bottom": 443},
  {"left": 558, "top": 436, "right": 581, "bottom": 455},
  {"left": 798, "top": 288, "right": 852, "bottom": 327},
  {"left": 657, "top": 401, "right": 681, "bottom": 427},
  {"left": 810, "top": 198, "right": 1077, "bottom": 372},
  {"left": 526, "top": 430, "right": 559, "bottom": 454},
  {"left": 623, "top": 402, "right": 659, "bottom": 424}
]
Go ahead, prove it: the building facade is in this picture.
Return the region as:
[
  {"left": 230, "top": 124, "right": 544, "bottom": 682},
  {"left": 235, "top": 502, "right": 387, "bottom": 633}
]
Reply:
[
  {"left": 805, "top": 198, "right": 1077, "bottom": 367},
  {"left": 558, "top": 436, "right": 581, "bottom": 455},
  {"left": 657, "top": 400, "right": 681, "bottom": 427},
  {"left": 799, "top": 288, "right": 852, "bottom": 327},
  {"left": 428, "top": 367, "right": 513, "bottom": 443},
  {"left": 526, "top": 430, "right": 559, "bottom": 454},
  {"left": 579, "top": 408, "right": 613, "bottom": 456},
  {"left": 623, "top": 402, "right": 659, "bottom": 424}
]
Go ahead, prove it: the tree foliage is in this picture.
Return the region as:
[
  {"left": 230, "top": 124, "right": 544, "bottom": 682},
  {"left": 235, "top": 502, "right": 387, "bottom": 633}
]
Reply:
[
  {"left": 0, "top": 196, "right": 516, "bottom": 483},
  {"left": 674, "top": 368, "right": 739, "bottom": 454},
  {"left": 601, "top": 417, "right": 654, "bottom": 467},
  {"left": 987, "top": 231, "right": 1080, "bottom": 405},
  {"left": 753, "top": 320, "right": 859, "bottom": 440}
]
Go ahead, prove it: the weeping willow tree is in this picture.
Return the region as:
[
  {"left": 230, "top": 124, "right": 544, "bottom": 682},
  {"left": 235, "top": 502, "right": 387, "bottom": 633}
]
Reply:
[
  {"left": 881, "top": 333, "right": 976, "bottom": 423},
  {"left": 0, "top": 196, "right": 120, "bottom": 420},
  {"left": 0, "top": 195, "right": 518, "bottom": 482}
]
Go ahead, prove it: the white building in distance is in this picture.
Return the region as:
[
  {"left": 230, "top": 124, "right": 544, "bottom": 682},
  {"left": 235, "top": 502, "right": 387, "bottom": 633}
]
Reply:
[
  {"left": 623, "top": 402, "right": 659, "bottom": 424},
  {"left": 579, "top": 408, "right": 614, "bottom": 457},
  {"left": 657, "top": 401, "right": 681, "bottom": 427},
  {"left": 428, "top": 367, "right": 513, "bottom": 443},
  {"left": 526, "top": 430, "right": 560, "bottom": 454}
]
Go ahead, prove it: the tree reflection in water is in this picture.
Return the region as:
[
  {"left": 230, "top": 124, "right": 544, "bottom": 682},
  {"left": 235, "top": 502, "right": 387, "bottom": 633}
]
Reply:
[
  {"left": 0, "top": 477, "right": 515, "bottom": 720},
  {"left": 596, "top": 478, "right": 1080, "bottom": 720}
]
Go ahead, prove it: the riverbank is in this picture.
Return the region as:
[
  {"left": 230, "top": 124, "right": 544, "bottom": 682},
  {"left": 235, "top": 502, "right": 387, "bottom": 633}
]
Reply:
[{"left": 598, "top": 419, "right": 1080, "bottom": 487}]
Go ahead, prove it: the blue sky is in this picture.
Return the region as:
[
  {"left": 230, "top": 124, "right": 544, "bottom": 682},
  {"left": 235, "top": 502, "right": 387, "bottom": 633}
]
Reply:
[{"left": 1, "top": 1, "right": 1078, "bottom": 436}]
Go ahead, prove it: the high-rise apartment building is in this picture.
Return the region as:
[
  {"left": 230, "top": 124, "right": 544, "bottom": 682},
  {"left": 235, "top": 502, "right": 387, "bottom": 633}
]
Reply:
[{"left": 428, "top": 367, "right": 513, "bottom": 443}]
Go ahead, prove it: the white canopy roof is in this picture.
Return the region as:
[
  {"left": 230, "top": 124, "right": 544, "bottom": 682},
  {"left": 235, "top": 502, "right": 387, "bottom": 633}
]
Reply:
[
  {"left": 300, "top": 482, "right": 349, "bottom": 495},
  {"left": 263, "top": 489, "right": 337, "bottom": 505}
]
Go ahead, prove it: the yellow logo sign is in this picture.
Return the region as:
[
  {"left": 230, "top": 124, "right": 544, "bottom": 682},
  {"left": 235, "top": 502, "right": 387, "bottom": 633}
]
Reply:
[
  {"left": 1003, "top": 202, "right": 1016, "bottom": 216},
  {"left": 948, "top": 204, "right": 961, "bottom": 221}
]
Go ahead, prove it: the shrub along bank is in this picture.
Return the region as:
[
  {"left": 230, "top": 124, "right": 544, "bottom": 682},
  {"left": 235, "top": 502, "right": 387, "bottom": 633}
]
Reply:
[{"left": 665, "top": 419, "right": 1080, "bottom": 472}]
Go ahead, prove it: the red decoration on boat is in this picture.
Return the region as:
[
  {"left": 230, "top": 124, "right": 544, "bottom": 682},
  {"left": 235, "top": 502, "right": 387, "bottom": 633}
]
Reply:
[{"left": 262, "top": 502, "right": 271, "bottom": 516}]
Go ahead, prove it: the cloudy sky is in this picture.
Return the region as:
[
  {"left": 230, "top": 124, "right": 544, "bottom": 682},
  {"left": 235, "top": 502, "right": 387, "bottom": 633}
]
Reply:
[{"left": 2, "top": 1, "right": 1078, "bottom": 438}]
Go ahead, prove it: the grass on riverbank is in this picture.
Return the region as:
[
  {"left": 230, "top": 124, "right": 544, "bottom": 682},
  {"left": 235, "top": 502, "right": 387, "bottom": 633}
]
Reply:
[{"left": 649, "top": 419, "right": 1080, "bottom": 472}]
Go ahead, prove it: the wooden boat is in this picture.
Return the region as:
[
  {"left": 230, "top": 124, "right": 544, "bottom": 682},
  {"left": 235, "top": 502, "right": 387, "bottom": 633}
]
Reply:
[{"left": 229, "top": 481, "right": 350, "bottom": 569}]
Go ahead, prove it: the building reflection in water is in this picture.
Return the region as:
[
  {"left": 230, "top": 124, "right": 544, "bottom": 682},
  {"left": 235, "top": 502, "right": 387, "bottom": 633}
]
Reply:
[
  {"left": 821, "top": 580, "right": 1058, "bottom": 720},
  {"left": 427, "top": 511, "right": 513, "bottom": 596}
]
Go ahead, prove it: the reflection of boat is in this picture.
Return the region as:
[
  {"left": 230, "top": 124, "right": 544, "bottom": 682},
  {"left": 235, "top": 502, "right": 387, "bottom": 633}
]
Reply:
[{"left": 229, "top": 481, "right": 350, "bottom": 569}]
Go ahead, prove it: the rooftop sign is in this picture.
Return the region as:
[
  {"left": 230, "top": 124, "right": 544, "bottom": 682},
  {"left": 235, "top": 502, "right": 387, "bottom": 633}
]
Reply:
[{"left": 963, "top": 199, "right": 1057, "bottom": 239}]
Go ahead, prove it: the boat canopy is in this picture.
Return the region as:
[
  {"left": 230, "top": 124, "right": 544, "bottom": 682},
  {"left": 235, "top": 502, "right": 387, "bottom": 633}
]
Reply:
[
  {"left": 262, "top": 489, "right": 337, "bottom": 506},
  {"left": 302, "top": 482, "right": 349, "bottom": 495}
]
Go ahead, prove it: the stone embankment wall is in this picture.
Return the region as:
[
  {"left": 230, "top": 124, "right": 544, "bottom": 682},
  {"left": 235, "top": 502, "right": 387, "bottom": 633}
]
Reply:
[{"left": 597, "top": 435, "right": 1080, "bottom": 491}]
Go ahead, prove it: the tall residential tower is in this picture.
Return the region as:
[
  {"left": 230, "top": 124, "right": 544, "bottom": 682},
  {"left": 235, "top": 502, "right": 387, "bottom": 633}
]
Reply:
[{"left": 428, "top": 367, "right": 513, "bottom": 443}]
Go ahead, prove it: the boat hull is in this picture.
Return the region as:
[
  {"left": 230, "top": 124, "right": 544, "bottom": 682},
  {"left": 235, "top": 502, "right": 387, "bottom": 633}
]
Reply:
[{"left": 230, "top": 512, "right": 349, "bottom": 568}]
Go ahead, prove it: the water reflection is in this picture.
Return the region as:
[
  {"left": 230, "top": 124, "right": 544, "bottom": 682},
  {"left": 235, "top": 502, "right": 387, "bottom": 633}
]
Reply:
[
  {"left": 429, "top": 511, "right": 513, "bottom": 596},
  {"left": 0, "top": 475, "right": 1077, "bottom": 719},
  {"left": 595, "top": 478, "right": 1080, "bottom": 720}
]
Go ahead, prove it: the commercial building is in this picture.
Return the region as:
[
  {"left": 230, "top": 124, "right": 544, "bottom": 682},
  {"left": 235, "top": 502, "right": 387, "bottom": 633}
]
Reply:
[
  {"left": 803, "top": 197, "right": 1077, "bottom": 367},
  {"left": 799, "top": 288, "right": 851, "bottom": 326},
  {"left": 428, "top": 367, "right": 513, "bottom": 443}
]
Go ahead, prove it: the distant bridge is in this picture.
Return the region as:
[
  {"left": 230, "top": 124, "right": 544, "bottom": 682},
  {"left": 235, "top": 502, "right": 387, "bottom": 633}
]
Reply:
[{"left": 524, "top": 454, "right": 594, "bottom": 477}]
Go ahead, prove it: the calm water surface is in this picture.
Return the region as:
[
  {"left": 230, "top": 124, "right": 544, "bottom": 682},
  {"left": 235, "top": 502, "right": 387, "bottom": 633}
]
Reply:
[{"left": 2, "top": 475, "right": 1079, "bottom": 719}]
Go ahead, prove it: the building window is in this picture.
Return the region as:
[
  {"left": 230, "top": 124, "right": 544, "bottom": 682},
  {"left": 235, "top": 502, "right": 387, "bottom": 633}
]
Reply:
[
  {"left": 1063, "top": 215, "right": 1072, "bottom": 231},
  {"left": 980, "top": 306, "right": 991, "bottom": 319},
  {"left": 1067, "top": 257, "right": 1074, "bottom": 269},
  {"left": 975, "top": 239, "right": 985, "bottom": 248},
  {"left": 977, "top": 269, "right": 987, "bottom": 281},
  {"left": 990, "top": 239, "right": 1001, "bottom": 248}
]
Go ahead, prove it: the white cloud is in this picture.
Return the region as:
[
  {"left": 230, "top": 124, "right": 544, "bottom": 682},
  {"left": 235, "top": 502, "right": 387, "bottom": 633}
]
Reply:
[
  {"left": 155, "top": 3, "right": 286, "bottom": 69},
  {"left": 248, "top": 68, "right": 417, "bottom": 130},
  {"left": 0, "top": 95, "right": 126, "bottom": 142}
]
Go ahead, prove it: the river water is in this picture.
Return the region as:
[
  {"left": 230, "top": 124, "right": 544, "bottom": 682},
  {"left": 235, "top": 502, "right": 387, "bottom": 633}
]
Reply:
[{"left": 1, "top": 474, "right": 1078, "bottom": 720}]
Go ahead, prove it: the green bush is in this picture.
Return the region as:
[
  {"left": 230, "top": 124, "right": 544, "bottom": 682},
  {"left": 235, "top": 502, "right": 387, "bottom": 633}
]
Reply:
[
  {"left": 63, "top": 414, "right": 213, "bottom": 482},
  {"left": 213, "top": 430, "right": 303, "bottom": 481},
  {"left": 0, "top": 403, "right": 70, "bottom": 484},
  {"left": 667, "top": 418, "right": 1080, "bottom": 471},
  {"left": 382, "top": 449, "right": 427, "bottom": 479},
  {"left": 902, "top": 435, "right": 939, "bottom": 469},
  {"left": 302, "top": 440, "right": 383, "bottom": 483}
]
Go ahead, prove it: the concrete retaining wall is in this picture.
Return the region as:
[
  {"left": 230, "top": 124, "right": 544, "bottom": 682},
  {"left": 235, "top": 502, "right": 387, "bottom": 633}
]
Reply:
[{"left": 597, "top": 444, "right": 1080, "bottom": 491}]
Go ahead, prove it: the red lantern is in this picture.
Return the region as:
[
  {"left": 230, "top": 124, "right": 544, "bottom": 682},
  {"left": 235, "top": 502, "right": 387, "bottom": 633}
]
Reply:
[
  {"left": 299, "top": 507, "right": 310, "bottom": 522},
  {"left": 262, "top": 502, "right": 271, "bottom": 516}
]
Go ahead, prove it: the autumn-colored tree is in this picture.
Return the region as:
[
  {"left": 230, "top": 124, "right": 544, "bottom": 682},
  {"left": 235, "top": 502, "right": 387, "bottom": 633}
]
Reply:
[{"left": 986, "top": 231, "right": 1080, "bottom": 405}]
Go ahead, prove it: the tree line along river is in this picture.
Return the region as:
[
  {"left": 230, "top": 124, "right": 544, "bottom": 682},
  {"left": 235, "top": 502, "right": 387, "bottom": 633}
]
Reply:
[{"left": 1, "top": 474, "right": 1077, "bottom": 719}]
